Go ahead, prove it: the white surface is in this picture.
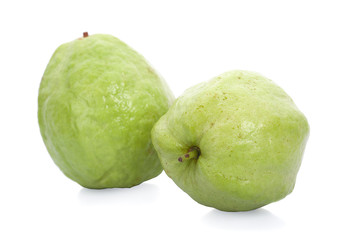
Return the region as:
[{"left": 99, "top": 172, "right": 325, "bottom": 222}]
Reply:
[{"left": 1, "top": 0, "right": 348, "bottom": 239}]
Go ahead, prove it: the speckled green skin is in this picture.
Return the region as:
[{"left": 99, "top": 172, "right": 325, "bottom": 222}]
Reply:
[
  {"left": 151, "top": 70, "right": 309, "bottom": 211},
  {"left": 38, "top": 34, "right": 174, "bottom": 189}
]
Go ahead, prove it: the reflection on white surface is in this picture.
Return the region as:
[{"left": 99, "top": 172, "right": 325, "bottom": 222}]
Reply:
[
  {"left": 78, "top": 183, "right": 160, "bottom": 205},
  {"left": 202, "top": 208, "right": 285, "bottom": 231}
]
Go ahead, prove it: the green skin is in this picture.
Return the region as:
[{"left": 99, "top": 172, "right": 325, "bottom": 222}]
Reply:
[
  {"left": 38, "top": 34, "right": 174, "bottom": 189},
  {"left": 151, "top": 70, "right": 309, "bottom": 211}
]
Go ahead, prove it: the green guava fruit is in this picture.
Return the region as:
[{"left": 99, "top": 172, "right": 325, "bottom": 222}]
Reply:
[
  {"left": 151, "top": 70, "right": 309, "bottom": 211},
  {"left": 38, "top": 33, "right": 174, "bottom": 189}
]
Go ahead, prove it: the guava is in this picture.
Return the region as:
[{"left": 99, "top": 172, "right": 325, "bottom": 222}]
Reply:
[
  {"left": 151, "top": 70, "right": 309, "bottom": 211},
  {"left": 38, "top": 33, "right": 174, "bottom": 189}
]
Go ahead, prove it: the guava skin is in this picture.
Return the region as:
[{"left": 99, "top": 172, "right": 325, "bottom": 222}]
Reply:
[
  {"left": 151, "top": 70, "right": 309, "bottom": 211},
  {"left": 38, "top": 34, "right": 174, "bottom": 189}
]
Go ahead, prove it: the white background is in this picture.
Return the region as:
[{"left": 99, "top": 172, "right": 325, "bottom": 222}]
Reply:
[{"left": 1, "top": 0, "right": 348, "bottom": 239}]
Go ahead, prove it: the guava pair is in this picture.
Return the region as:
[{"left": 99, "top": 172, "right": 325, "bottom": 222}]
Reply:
[{"left": 38, "top": 33, "right": 309, "bottom": 211}]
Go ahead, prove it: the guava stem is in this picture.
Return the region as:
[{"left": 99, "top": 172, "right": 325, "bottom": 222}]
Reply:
[
  {"left": 83, "top": 32, "right": 89, "bottom": 38},
  {"left": 178, "top": 146, "right": 201, "bottom": 162}
]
